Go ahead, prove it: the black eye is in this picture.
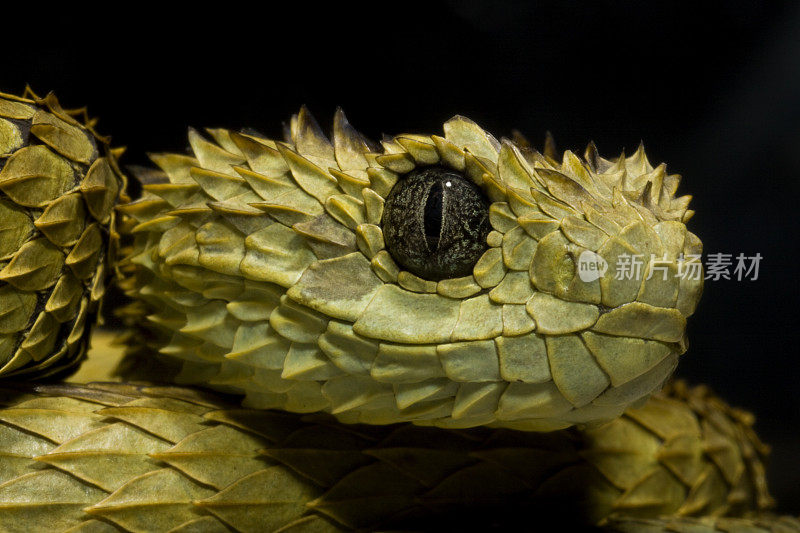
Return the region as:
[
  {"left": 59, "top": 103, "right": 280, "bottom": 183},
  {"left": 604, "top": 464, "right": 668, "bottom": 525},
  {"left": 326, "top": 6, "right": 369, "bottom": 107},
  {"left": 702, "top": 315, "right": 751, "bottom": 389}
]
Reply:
[{"left": 381, "top": 166, "right": 491, "bottom": 281}]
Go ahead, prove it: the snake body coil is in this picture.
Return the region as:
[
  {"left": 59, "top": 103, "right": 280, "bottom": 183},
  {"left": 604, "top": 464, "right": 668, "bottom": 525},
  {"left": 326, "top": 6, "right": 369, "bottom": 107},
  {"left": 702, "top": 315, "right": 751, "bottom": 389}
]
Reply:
[
  {"left": 0, "top": 337, "right": 780, "bottom": 531},
  {"left": 0, "top": 90, "right": 125, "bottom": 379}
]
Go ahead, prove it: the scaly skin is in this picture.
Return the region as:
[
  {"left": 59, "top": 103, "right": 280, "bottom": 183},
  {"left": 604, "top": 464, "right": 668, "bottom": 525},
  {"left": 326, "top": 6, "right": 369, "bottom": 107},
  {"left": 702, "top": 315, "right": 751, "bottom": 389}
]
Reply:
[
  {"left": 605, "top": 516, "right": 800, "bottom": 533},
  {"left": 120, "top": 107, "right": 703, "bottom": 431},
  {"left": 1, "top": 95, "right": 792, "bottom": 530},
  {"left": 0, "top": 332, "right": 779, "bottom": 532},
  {"left": 0, "top": 89, "right": 126, "bottom": 378}
]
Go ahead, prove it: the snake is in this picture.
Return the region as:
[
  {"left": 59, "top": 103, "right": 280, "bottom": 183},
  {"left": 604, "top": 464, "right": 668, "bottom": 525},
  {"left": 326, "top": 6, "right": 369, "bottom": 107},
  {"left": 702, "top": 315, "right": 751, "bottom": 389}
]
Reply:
[{"left": 0, "top": 89, "right": 796, "bottom": 532}]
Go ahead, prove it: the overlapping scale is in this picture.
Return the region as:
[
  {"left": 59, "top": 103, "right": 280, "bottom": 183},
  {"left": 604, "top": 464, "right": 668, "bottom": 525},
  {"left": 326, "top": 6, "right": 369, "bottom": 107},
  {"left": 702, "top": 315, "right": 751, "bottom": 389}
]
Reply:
[
  {"left": 121, "top": 107, "right": 703, "bottom": 430},
  {"left": 0, "top": 360, "right": 776, "bottom": 532},
  {"left": 0, "top": 89, "right": 127, "bottom": 378}
]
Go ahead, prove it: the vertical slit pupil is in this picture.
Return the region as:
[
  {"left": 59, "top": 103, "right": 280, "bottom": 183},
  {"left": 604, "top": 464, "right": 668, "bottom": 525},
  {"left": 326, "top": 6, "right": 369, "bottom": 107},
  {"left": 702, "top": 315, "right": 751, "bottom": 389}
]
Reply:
[{"left": 424, "top": 181, "right": 444, "bottom": 250}]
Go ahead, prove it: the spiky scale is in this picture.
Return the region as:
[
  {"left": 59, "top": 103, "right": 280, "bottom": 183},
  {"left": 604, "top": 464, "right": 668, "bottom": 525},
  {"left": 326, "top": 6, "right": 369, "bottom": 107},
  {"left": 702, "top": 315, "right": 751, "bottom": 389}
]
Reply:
[
  {"left": 119, "top": 107, "right": 704, "bottom": 431},
  {"left": 0, "top": 333, "right": 777, "bottom": 531},
  {"left": 0, "top": 89, "right": 127, "bottom": 379}
]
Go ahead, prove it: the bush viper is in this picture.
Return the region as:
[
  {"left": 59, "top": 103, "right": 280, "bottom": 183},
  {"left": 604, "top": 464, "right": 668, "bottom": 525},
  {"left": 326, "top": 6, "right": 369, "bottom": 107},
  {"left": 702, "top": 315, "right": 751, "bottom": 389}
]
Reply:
[{"left": 0, "top": 89, "right": 795, "bottom": 531}]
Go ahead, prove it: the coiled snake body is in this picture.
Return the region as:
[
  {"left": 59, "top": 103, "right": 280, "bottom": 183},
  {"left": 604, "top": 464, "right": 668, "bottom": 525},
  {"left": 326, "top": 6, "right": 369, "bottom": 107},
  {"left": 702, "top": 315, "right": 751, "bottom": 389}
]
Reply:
[{"left": 0, "top": 90, "right": 795, "bottom": 532}]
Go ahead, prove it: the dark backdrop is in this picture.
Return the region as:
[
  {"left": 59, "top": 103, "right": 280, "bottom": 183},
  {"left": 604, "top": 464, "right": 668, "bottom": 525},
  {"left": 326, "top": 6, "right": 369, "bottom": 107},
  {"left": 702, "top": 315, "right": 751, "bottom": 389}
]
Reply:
[{"left": 4, "top": 0, "right": 799, "bottom": 512}]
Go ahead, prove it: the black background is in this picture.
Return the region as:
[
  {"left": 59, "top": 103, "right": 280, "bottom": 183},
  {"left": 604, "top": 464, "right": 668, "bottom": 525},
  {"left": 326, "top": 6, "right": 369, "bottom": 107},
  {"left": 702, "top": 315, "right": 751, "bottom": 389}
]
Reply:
[{"left": 4, "top": 0, "right": 798, "bottom": 512}]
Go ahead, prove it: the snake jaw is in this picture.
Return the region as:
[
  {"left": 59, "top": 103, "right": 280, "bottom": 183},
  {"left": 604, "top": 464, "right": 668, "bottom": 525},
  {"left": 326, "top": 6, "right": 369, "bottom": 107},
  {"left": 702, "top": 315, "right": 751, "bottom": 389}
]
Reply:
[{"left": 121, "top": 107, "right": 703, "bottom": 431}]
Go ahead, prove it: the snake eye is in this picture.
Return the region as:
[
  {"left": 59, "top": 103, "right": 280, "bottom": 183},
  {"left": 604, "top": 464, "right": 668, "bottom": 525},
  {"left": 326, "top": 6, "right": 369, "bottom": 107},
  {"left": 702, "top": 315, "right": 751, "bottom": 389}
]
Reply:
[{"left": 381, "top": 165, "right": 491, "bottom": 281}]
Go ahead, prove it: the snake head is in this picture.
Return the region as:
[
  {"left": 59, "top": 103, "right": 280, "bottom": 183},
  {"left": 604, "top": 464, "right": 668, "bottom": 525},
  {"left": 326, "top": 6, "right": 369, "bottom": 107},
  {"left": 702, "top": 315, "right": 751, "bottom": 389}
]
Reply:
[{"left": 124, "top": 107, "right": 703, "bottom": 430}]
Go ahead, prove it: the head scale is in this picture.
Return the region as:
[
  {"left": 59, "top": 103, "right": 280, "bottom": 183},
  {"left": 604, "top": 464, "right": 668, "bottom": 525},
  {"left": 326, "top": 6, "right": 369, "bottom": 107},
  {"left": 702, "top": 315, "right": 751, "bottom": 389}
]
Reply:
[{"left": 124, "top": 106, "right": 702, "bottom": 430}]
